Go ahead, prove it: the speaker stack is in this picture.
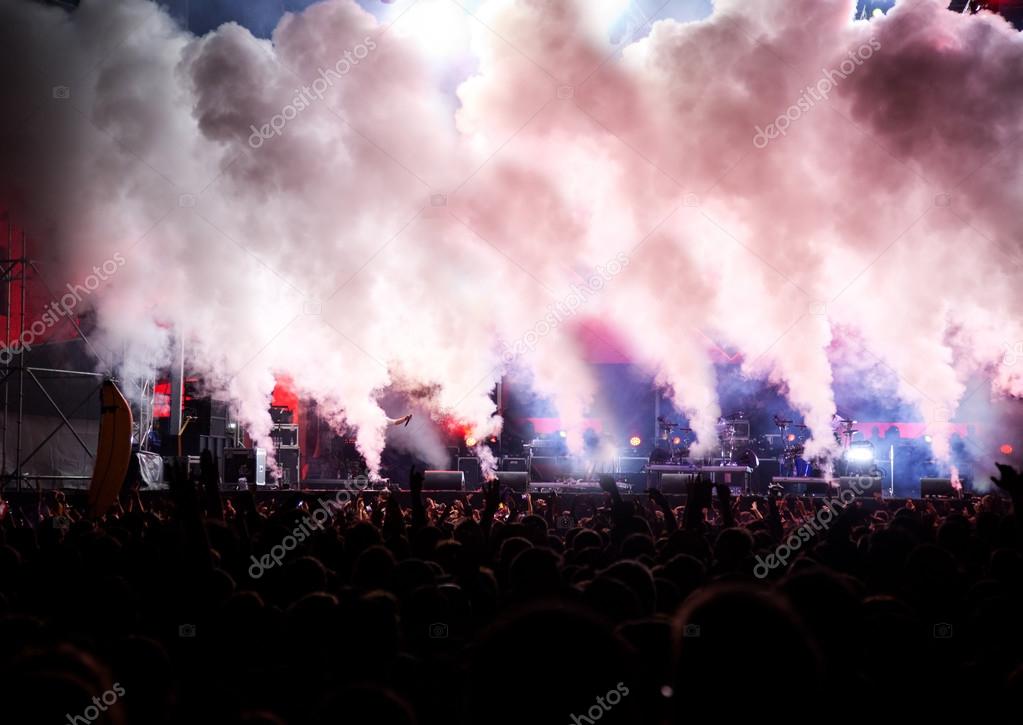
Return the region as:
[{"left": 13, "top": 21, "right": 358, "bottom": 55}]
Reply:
[
  {"left": 422, "top": 470, "right": 465, "bottom": 491},
  {"left": 224, "top": 447, "right": 267, "bottom": 487}
]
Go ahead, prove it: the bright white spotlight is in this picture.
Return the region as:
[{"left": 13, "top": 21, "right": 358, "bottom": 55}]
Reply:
[
  {"left": 393, "top": 0, "right": 470, "bottom": 59},
  {"left": 846, "top": 446, "right": 873, "bottom": 463}
]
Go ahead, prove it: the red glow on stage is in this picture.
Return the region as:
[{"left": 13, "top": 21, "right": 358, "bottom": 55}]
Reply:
[{"left": 1000, "top": 443, "right": 1014, "bottom": 455}]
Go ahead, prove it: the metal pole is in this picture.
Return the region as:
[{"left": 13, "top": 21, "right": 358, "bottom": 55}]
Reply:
[
  {"left": 2, "top": 217, "right": 10, "bottom": 480},
  {"left": 889, "top": 444, "right": 895, "bottom": 496},
  {"left": 169, "top": 334, "right": 184, "bottom": 454},
  {"left": 653, "top": 391, "right": 660, "bottom": 446},
  {"left": 15, "top": 232, "right": 25, "bottom": 492}
]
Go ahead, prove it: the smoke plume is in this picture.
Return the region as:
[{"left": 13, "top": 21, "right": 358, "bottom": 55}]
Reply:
[{"left": 1, "top": 0, "right": 1021, "bottom": 475}]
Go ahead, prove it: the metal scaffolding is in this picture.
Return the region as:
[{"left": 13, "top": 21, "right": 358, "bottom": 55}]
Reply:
[{"left": 0, "top": 215, "right": 108, "bottom": 493}]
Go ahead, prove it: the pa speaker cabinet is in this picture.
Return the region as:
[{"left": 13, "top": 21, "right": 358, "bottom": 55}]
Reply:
[
  {"left": 224, "top": 447, "right": 267, "bottom": 486},
  {"left": 920, "top": 477, "right": 954, "bottom": 497},
  {"left": 457, "top": 456, "right": 483, "bottom": 490},
  {"left": 838, "top": 476, "right": 883, "bottom": 497},
  {"left": 658, "top": 473, "right": 696, "bottom": 493},
  {"left": 496, "top": 470, "right": 529, "bottom": 492},
  {"left": 269, "top": 448, "right": 300, "bottom": 488},
  {"left": 423, "top": 470, "right": 465, "bottom": 491},
  {"left": 501, "top": 456, "right": 529, "bottom": 473}
]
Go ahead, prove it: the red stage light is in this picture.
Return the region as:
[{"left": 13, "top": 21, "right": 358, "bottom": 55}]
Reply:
[{"left": 1000, "top": 443, "right": 1013, "bottom": 455}]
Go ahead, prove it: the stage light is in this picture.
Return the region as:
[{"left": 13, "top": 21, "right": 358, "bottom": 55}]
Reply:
[
  {"left": 558, "top": 430, "right": 567, "bottom": 438},
  {"left": 923, "top": 435, "right": 933, "bottom": 443},
  {"left": 845, "top": 443, "right": 874, "bottom": 463},
  {"left": 1000, "top": 443, "right": 1013, "bottom": 455},
  {"left": 465, "top": 435, "right": 477, "bottom": 447},
  {"left": 787, "top": 433, "right": 796, "bottom": 442},
  {"left": 842, "top": 441, "right": 875, "bottom": 464},
  {"left": 395, "top": 0, "right": 470, "bottom": 59},
  {"left": 672, "top": 436, "right": 682, "bottom": 445},
  {"left": 629, "top": 435, "right": 642, "bottom": 447}
]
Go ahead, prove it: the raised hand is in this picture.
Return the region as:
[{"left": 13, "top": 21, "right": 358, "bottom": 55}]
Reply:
[
  {"left": 483, "top": 477, "right": 501, "bottom": 515},
  {"left": 991, "top": 462, "right": 1023, "bottom": 511},
  {"left": 409, "top": 465, "right": 424, "bottom": 497},
  {"left": 991, "top": 462, "right": 1023, "bottom": 496},
  {"left": 647, "top": 488, "right": 668, "bottom": 508}
]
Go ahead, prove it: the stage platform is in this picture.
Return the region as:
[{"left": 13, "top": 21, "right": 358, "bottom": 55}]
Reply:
[{"left": 0, "top": 478, "right": 984, "bottom": 514}]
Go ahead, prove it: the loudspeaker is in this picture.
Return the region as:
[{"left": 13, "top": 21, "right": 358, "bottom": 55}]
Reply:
[
  {"left": 224, "top": 447, "right": 266, "bottom": 486},
  {"left": 270, "top": 448, "right": 300, "bottom": 488},
  {"left": 423, "top": 470, "right": 465, "bottom": 491},
  {"left": 270, "top": 424, "right": 299, "bottom": 447},
  {"left": 838, "top": 476, "right": 883, "bottom": 496},
  {"left": 458, "top": 456, "right": 482, "bottom": 489},
  {"left": 496, "top": 470, "right": 529, "bottom": 492},
  {"left": 753, "top": 458, "right": 780, "bottom": 494},
  {"left": 920, "top": 477, "right": 954, "bottom": 497},
  {"left": 658, "top": 473, "right": 696, "bottom": 493},
  {"left": 501, "top": 457, "right": 529, "bottom": 472}
]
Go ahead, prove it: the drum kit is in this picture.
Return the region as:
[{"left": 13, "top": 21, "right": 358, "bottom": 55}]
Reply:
[
  {"left": 770, "top": 415, "right": 814, "bottom": 476},
  {"left": 654, "top": 412, "right": 760, "bottom": 469},
  {"left": 650, "top": 411, "right": 882, "bottom": 478}
]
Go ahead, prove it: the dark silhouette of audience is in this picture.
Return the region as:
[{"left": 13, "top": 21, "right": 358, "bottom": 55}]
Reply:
[{"left": 1, "top": 454, "right": 1021, "bottom": 723}]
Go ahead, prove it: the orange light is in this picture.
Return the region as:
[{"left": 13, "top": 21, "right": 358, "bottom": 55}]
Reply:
[
  {"left": 672, "top": 436, "right": 682, "bottom": 445},
  {"left": 465, "top": 435, "right": 478, "bottom": 447},
  {"left": 787, "top": 433, "right": 796, "bottom": 442},
  {"left": 629, "top": 436, "right": 642, "bottom": 447},
  {"left": 1000, "top": 443, "right": 1013, "bottom": 455}
]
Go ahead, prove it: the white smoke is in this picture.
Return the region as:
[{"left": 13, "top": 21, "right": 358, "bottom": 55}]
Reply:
[{"left": 1, "top": 0, "right": 1021, "bottom": 475}]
